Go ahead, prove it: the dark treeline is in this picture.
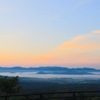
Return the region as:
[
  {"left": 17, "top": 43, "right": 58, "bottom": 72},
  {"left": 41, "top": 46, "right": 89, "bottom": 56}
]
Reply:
[{"left": 0, "top": 76, "right": 100, "bottom": 100}]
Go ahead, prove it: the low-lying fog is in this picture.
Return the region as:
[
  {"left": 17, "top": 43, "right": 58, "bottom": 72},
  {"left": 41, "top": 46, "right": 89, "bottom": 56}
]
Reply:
[{"left": 0, "top": 72, "right": 100, "bottom": 79}]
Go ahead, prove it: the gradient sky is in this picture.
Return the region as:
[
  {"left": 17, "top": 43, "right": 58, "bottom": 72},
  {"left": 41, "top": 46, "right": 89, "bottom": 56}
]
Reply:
[{"left": 0, "top": 0, "right": 100, "bottom": 68}]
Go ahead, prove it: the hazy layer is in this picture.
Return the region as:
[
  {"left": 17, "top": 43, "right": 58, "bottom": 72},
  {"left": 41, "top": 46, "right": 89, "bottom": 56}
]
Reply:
[{"left": 0, "top": 72, "right": 100, "bottom": 79}]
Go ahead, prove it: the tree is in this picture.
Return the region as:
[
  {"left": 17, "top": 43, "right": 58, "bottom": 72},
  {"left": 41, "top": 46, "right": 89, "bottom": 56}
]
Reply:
[{"left": 0, "top": 76, "right": 22, "bottom": 95}]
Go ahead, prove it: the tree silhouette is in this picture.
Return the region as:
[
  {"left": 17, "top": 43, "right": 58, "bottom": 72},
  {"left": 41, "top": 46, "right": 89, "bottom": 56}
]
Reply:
[{"left": 0, "top": 76, "right": 22, "bottom": 95}]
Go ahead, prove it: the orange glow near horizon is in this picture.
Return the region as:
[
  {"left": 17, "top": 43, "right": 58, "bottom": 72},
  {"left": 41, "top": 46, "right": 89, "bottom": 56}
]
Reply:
[{"left": 0, "top": 30, "right": 100, "bottom": 67}]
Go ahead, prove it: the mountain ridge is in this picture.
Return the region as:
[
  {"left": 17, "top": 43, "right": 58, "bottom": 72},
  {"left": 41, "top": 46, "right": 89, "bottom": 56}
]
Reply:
[{"left": 0, "top": 66, "right": 100, "bottom": 75}]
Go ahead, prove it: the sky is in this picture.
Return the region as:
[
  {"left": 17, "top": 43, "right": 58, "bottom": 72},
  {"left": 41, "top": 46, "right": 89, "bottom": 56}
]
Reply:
[{"left": 0, "top": 0, "right": 100, "bottom": 68}]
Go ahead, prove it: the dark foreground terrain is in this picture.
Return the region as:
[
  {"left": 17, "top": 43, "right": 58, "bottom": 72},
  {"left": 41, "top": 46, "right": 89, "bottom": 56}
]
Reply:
[
  {"left": 19, "top": 77, "right": 100, "bottom": 93},
  {"left": 0, "top": 77, "right": 100, "bottom": 100}
]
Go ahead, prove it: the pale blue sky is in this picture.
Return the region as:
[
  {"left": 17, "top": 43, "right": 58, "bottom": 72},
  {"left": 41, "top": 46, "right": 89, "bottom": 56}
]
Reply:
[{"left": 0, "top": 0, "right": 100, "bottom": 67}]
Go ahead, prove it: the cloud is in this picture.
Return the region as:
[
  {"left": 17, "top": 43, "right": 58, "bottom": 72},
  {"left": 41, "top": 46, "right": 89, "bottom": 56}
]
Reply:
[
  {"left": 0, "top": 30, "right": 99, "bottom": 67},
  {"left": 41, "top": 30, "right": 100, "bottom": 66},
  {"left": 92, "top": 30, "right": 100, "bottom": 34}
]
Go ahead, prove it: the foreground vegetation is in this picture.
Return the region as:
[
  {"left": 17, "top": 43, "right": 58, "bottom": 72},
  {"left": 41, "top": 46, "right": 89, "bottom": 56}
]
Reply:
[
  {"left": 0, "top": 76, "right": 22, "bottom": 95},
  {"left": 0, "top": 76, "right": 100, "bottom": 100}
]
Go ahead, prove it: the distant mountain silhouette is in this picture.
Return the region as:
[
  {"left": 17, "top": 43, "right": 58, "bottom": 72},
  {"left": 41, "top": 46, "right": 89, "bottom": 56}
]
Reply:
[{"left": 0, "top": 66, "right": 100, "bottom": 75}]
